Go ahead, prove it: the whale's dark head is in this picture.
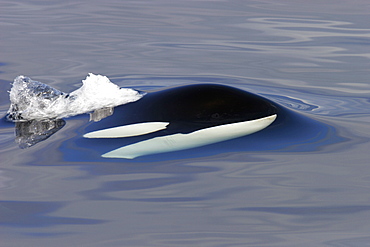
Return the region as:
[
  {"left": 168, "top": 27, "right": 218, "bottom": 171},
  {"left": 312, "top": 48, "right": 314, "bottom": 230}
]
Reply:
[
  {"left": 119, "top": 84, "right": 278, "bottom": 130},
  {"left": 84, "top": 84, "right": 278, "bottom": 159}
]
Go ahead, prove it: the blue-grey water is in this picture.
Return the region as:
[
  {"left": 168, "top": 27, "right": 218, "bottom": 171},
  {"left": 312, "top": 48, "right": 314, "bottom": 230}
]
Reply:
[{"left": 1, "top": 0, "right": 370, "bottom": 246}]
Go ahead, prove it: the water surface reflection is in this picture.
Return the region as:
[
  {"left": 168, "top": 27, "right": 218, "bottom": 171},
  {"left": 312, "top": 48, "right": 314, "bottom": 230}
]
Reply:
[{"left": 2, "top": 0, "right": 370, "bottom": 246}]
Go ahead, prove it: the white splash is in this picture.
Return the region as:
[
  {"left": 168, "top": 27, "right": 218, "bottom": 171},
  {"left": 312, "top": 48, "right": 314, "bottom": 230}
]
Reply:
[{"left": 7, "top": 73, "right": 144, "bottom": 121}]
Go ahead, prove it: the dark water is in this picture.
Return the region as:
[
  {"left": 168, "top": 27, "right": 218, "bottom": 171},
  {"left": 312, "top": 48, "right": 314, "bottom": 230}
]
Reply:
[{"left": 1, "top": 0, "right": 370, "bottom": 246}]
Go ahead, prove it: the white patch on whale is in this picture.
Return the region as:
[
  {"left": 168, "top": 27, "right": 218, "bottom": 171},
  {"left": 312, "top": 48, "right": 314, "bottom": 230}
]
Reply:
[
  {"left": 83, "top": 122, "right": 169, "bottom": 138},
  {"left": 101, "top": 114, "right": 277, "bottom": 159}
]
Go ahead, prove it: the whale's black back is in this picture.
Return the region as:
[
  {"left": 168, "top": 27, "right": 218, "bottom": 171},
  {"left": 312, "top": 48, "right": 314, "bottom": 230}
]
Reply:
[{"left": 87, "top": 84, "right": 277, "bottom": 133}]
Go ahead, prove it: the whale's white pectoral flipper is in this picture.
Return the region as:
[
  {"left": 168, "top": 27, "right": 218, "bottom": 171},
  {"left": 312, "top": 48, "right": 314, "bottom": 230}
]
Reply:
[
  {"left": 83, "top": 122, "right": 169, "bottom": 138},
  {"left": 102, "top": 114, "right": 277, "bottom": 159}
]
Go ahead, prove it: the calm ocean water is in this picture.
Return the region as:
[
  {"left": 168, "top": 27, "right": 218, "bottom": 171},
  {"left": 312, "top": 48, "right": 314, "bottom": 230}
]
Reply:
[{"left": 1, "top": 0, "right": 370, "bottom": 246}]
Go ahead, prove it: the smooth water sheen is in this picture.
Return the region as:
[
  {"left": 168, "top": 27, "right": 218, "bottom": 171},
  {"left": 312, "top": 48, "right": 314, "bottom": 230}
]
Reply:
[{"left": 1, "top": 0, "right": 370, "bottom": 246}]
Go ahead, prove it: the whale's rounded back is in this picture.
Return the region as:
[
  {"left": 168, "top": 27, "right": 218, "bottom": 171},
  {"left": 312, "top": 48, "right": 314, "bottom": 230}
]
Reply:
[
  {"left": 144, "top": 84, "right": 277, "bottom": 124},
  {"left": 108, "top": 84, "right": 278, "bottom": 129},
  {"left": 84, "top": 83, "right": 279, "bottom": 159}
]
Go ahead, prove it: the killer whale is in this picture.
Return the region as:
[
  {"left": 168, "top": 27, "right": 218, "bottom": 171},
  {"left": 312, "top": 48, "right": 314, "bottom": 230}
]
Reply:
[
  {"left": 83, "top": 84, "right": 278, "bottom": 159},
  {"left": 5, "top": 75, "right": 346, "bottom": 159}
]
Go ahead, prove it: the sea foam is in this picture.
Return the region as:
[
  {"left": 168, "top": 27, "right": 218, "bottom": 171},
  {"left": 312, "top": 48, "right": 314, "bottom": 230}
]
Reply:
[{"left": 7, "top": 73, "right": 144, "bottom": 121}]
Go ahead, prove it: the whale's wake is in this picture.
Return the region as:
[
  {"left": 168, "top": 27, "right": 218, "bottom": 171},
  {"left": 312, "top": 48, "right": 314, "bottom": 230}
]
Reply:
[
  {"left": 7, "top": 73, "right": 144, "bottom": 121},
  {"left": 6, "top": 73, "right": 144, "bottom": 148}
]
